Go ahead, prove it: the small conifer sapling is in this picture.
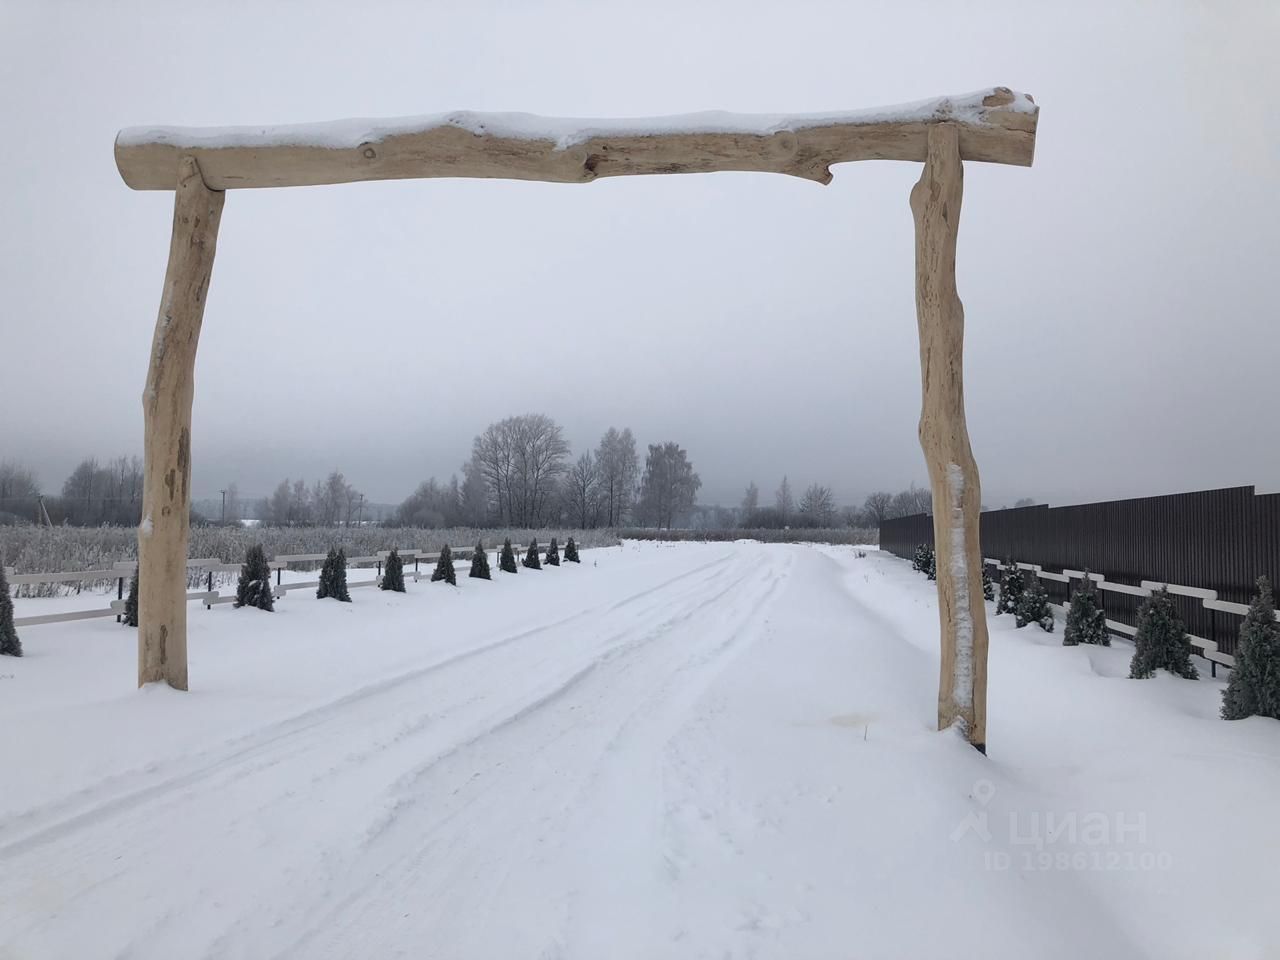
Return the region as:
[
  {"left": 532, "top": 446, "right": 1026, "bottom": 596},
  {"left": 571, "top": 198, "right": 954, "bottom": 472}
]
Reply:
[
  {"left": 235, "top": 544, "right": 275, "bottom": 611},
  {"left": 524, "top": 539, "right": 542, "bottom": 570},
  {"left": 470, "top": 541, "right": 491, "bottom": 580},
  {"left": 1129, "top": 587, "right": 1197, "bottom": 679},
  {"left": 565, "top": 537, "right": 580, "bottom": 563},
  {"left": 1221, "top": 577, "right": 1280, "bottom": 719},
  {"left": 122, "top": 570, "right": 140, "bottom": 626},
  {"left": 381, "top": 549, "right": 406, "bottom": 593},
  {"left": 0, "top": 563, "right": 21, "bottom": 657},
  {"left": 1015, "top": 578, "right": 1054, "bottom": 632},
  {"left": 431, "top": 545, "right": 457, "bottom": 586},
  {"left": 996, "top": 562, "right": 1024, "bottom": 616},
  {"left": 317, "top": 547, "right": 352, "bottom": 602},
  {"left": 499, "top": 538, "right": 518, "bottom": 574},
  {"left": 1063, "top": 572, "right": 1108, "bottom": 646},
  {"left": 546, "top": 537, "right": 560, "bottom": 566},
  {"left": 912, "top": 544, "right": 929, "bottom": 573}
]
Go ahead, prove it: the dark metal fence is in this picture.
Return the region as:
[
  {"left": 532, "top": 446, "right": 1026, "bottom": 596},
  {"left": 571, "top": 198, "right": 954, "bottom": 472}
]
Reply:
[{"left": 879, "top": 486, "right": 1280, "bottom": 660}]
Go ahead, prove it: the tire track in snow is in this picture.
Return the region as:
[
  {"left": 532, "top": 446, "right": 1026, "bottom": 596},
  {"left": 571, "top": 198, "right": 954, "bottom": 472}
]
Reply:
[
  {"left": 0, "top": 552, "right": 738, "bottom": 862},
  {"left": 269, "top": 549, "right": 792, "bottom": 960},
  {"left": 0, "top": 550, "right": 750, "bottom": 958}
]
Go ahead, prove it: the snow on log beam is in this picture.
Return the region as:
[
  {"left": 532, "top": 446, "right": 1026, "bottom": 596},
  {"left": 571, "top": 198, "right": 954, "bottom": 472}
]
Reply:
[{"left": 115, "top": 88, "right": 1037, "bottom": 191}]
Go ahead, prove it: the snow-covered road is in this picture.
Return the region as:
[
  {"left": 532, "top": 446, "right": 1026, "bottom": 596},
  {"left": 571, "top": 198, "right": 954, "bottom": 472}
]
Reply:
[{"left": 2, "top": 542, "right": 1278, "bottom": 959}]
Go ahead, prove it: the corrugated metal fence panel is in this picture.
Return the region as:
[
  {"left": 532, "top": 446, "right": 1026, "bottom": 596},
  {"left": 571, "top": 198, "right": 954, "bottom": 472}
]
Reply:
[{"left": 879, "top": 485, "right": 1280, "bottom": 655}]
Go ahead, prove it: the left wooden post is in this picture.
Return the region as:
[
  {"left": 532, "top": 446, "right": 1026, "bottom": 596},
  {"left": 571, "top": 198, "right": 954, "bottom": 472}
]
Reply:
[{"left": 138, "top": 156, "right": 223, "bottom": 689}]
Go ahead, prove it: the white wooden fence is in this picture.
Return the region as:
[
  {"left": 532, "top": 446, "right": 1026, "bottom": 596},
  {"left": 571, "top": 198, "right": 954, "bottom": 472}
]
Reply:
[
  {"left": 990, "top": 559, "right": 1245, "bottom": 671},
  {"left": 6, "top": 544, "right": 542, "bottom": 628}
]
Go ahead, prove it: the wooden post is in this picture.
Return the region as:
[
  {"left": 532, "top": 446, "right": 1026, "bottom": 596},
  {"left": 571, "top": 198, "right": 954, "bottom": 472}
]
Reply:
[
  {"left": 911, "top": 123, "right": 991, "bottom": 752},
  {"left": 138, "top": 156, "right": 223, "bottom": 690}
]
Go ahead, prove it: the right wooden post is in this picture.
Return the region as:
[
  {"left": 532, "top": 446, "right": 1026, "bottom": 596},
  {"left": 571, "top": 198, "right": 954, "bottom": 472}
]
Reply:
[{"left": 911, "top": 122, "right": 991, "bottom": 752}]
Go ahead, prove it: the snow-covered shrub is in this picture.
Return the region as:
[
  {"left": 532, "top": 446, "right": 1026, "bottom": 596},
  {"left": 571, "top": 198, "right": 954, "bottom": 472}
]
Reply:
[
  {"left": 380, "top": 549, "right": 405, "bottom": 593},
  {"left": 1129, "top": 587, "right": 1197, "bottom": 679},
  {"left": 1222, "top": 577, "right": 1280, "bottom": 719},
  {"left": 469, "top": 542, "right": 491, "bottom": 580},
  {"left": 1015, "top": 578, "right": 1054, "bottom": 632},
  {"left": 545, "top": 537, "right": 560, "bottom": 567},
  {"left": 499, "top": 538, "right": 518, "bottom": 574},
  {"left": 996, "top": 562, "right": 1024, "bottom": 616},
  {"left": 0, "top": 563, "right": 21, "bottom": 657},
  {"left": 1063, "top": 572, "right": 1107, "bottom": 646},
  {"left": 317, "top": 548, "right": 351, "bottom": 602},
  {"left": 431, "top": 545, "right": 456, "bottom": 586},
  {"left": 982, "top": 565, "right": 995, "bottom": 602},
  {"left": 565, "top": 537, "right": 580, "bottom": 563},
  {"left": 523, "top": 539, "right": 541, "bottom": 570}
]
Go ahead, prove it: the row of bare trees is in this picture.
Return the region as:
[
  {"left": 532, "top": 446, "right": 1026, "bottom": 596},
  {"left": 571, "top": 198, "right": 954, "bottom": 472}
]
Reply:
[
  {"left": 0, "top": 457, "right": 145, "bottom": 526},
  {"left": 260, "top": 472, "right": 367, "bottom": 527},
  {"left": 740, "top": 476, "right": 841, "bottom": 529},
  {"left": 398, "top": 417, "right": 701, "bottom": 531},
  {"left": 462, "top": 417, "right": 648, "bottom": 529}
]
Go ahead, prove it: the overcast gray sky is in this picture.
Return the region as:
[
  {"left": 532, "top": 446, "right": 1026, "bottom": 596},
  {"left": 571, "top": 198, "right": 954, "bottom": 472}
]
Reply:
[{"left": 1, "top": 0, "right": 1276, "bottom": 509}]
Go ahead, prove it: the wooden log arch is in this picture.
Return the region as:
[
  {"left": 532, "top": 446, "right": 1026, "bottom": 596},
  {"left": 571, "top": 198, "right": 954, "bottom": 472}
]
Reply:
[{"left": 115, "top": 87, "right": 1039, "bottom": 752}]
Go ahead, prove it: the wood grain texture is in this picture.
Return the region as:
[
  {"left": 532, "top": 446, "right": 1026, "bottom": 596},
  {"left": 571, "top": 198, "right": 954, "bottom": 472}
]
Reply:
[
  {"left": 116, "top": 88, "right": 1036, "bottom": 191},
  {"left": 138, "top": 156, "right": 223, "bottom": 690},
  {"left": 910, "top": 123, "right": 991, "bottom": 751}
]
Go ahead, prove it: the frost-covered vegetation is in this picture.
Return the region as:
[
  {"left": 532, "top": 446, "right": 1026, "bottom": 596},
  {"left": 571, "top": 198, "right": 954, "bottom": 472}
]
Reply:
[{"left": 0, "top": 526, "right": 621, "bottom": 596}]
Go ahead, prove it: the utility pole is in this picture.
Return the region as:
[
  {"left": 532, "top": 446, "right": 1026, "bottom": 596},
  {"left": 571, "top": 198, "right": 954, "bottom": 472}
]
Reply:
[
  {"left": 357, "top": 494, "right": 365, "bottom": 526},
  {"left": 220, "top": 489, "right": 226, "bottom": 524}
]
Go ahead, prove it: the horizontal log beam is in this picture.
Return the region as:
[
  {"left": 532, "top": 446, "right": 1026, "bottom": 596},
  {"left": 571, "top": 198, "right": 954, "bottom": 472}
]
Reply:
[{"left": 116, "top": 87, "right": 1037, "bottom": 191}]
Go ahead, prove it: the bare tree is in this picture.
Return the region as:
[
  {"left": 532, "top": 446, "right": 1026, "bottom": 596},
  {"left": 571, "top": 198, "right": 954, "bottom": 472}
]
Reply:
[
  {"left": 223, "top": 482, "right": 241, "bottom": 523},
  {"left": 565, "top": 451, "right": 602, "bottom": 528},
  {"left": 291, "top": 479, "right": 313, "bottom": 524},
  {"left": 862, "top": 491, "right": 894, "bottom": 526},
  {"left": 740, "top": 481, "right": 759, "bottom": 525},
  {"left": 472, "top": 419, "right": 516, "bottom": 523},
  {"left": 472, "top": 414, "right": 569, "bottom": 526},
  {"left": 0, "top": 461, "right": 41, "bottom": 522},
  {"left": 515, "top": 414, "right": 569, "bottom": 525},
  {"left": 396, "top": 478, "right": 453, "bottom": 528},
  {"left": 596, "top": 426, "right": 638, "bottom": 527},
  {"left": 459, "top": 455, "right": 489, "bottom": 526},
  {"left": 798, "top": 483, "right": 836, "bottom": 526},
  {"left": 637, "top": 442, "right": 701, "bottom": 530},
  {"left": 775, "top": 476, "right": 795, "bottom": 525},
  {"left": 312, "top": 471, "right": 354, "bottom": 526},
  {"left": 889, "top": 484, "right": 933, "bottom": 518}
]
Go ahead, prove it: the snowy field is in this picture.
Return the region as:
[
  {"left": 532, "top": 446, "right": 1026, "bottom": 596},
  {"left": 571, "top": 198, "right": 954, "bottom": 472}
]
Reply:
[{"left": 2, "top": 541, "right": 1277, "bottom": 959}]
